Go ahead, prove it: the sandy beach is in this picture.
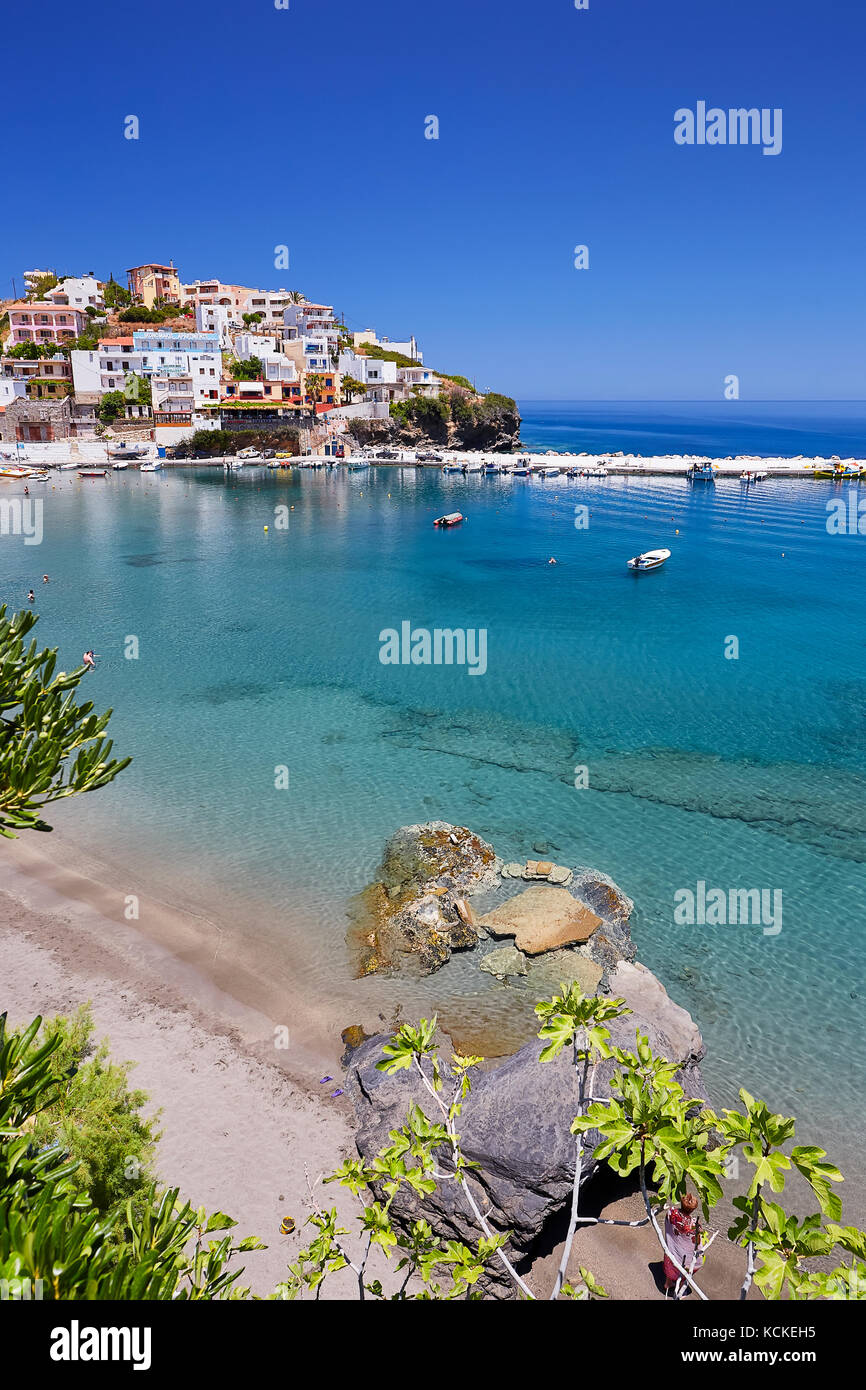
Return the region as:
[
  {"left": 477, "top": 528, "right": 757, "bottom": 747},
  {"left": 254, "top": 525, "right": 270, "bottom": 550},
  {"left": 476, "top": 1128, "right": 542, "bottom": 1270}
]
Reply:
[
  {"left": 0, "top": 832, "right": 761, "bottom": 1299},
  {"left": 0, "top": 835, "right": 363, "bottom": 1296}
]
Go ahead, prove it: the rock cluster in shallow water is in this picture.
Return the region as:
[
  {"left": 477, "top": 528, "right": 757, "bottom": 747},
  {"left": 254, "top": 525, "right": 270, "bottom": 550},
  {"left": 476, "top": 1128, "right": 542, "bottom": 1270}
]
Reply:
[{"left": 347, "top": 821, "right": 636, "bottom": 984}]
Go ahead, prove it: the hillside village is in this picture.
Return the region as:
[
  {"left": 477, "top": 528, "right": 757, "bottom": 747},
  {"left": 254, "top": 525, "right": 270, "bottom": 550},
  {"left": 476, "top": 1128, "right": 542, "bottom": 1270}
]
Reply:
[{"left": 0, "top": 262, "right": 519, "bottom": 456}]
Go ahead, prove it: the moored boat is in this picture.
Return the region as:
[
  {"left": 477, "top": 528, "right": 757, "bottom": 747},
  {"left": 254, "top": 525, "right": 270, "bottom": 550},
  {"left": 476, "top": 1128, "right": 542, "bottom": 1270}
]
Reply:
[
  {"left": 140, "top": 461, "right": 163, "bottom": 472},
  {"left": 78, "top": 469, "right": 108, "bottom": 478},
  {"left": 433, "top": 511, "right": 464, "bottom": 527},
  {"left": 627, "top": 547, "right": 671, "bottom": 571}
]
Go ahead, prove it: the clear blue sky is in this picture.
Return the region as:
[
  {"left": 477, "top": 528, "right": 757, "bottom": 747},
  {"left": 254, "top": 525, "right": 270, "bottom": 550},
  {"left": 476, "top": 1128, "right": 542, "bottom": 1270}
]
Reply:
[{"left": 2, "top": 0, "right": 864, "bottom": 400}]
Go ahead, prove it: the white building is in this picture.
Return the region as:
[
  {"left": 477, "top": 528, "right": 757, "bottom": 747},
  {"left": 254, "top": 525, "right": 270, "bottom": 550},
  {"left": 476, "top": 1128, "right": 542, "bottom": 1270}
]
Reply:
[
  {"left": 397, "top": 365, "right": 440, "bottom": 397},
  {"left": 353, "top": 329, "right": 422, "bottom": 363},
  {"left": 283, "top": 301, "right": 339, "bottom": 338},
  {"left": 245, "top": 289, "right": 298, "bottom": 328},
  {"left": 233, "top": 333, "right": 280, "bottom": 361},
  {"left": 69, "top": 349, "right": 102, "bottom": 395},
  {"left": 46, "top": 275, "right": 104, "bottom": 311},
  {"left": 0, "top": 377, "right": 28, "bottom": 408},
  {"left": 182, "top": 279, "right": 256, "bottom": 323},
  {"left": 338, "top": 349, "right": 398, "bottom": 389},
  {"left": 195, "top": 302, "right": 233, "bottom": 348}
]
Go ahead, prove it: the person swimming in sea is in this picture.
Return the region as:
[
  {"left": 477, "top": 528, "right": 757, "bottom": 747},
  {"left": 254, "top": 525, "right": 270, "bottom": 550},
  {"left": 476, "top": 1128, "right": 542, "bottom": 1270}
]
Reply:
[
  {"left": 28, "top": 589, "right": 34, "bottom": 603},
  {"left": 83, "top": 650, "right": 99, "bottom": 672},
  {"left": 42, "top": 574, "right": 49, "bottom": 583}
]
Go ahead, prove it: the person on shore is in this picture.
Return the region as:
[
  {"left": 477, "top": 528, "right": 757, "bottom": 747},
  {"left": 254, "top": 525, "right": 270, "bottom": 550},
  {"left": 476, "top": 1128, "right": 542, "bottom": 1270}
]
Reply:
[
  {"left": 663, "top": 1191, "right": 701, "bottom": 1296},
  {"left": 83, "top": 650, "right": 98, "bottom": 672}
]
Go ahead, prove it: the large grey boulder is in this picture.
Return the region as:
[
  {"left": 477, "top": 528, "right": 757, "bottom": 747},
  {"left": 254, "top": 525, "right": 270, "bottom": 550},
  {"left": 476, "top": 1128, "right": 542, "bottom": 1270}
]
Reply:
[{"left": 346, "top": 994, "right": 707, "bottom": 1295}]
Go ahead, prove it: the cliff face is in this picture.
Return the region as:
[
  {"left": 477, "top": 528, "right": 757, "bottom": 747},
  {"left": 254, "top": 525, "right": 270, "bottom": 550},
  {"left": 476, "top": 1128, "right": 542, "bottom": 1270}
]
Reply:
[{"left": 350, "top": 391, "right": 521, "bottom": 453}]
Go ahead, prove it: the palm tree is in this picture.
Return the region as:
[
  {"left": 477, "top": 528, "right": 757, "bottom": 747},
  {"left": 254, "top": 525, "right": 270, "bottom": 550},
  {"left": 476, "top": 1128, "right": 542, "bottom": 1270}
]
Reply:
[
  {"left": 287, "top": 291, "right": 306, "bottom": 305},
  {"left": 305, "top": 372, "right": 324, "bottom": 416}
]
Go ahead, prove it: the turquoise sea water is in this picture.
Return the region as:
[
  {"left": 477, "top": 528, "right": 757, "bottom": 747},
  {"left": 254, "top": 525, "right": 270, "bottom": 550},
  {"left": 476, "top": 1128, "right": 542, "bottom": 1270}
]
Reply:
[
  {"left": 519, "top": 400, "right": 866, "bottom": 459},
  {"left": 1, "top": 449, "right": 864, "bottom": 1217}
]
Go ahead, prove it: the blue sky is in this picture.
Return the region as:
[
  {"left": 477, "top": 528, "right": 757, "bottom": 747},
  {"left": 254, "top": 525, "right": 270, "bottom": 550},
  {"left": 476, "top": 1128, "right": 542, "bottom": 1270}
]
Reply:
[{"left": 2, "top": 0, "right": 864, "bottom": 400}]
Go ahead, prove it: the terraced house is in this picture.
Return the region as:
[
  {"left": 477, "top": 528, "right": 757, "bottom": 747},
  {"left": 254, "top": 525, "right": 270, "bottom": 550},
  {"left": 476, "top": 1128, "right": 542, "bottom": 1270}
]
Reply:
[{"left": 4, "top": 302, "right": 88, "bottom": 347}]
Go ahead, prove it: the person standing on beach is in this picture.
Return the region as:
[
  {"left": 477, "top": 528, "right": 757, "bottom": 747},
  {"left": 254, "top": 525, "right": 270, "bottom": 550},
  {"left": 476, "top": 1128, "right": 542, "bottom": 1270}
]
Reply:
[{"left": 663, "top": 1191, "right": 701, "bottom": 1296}]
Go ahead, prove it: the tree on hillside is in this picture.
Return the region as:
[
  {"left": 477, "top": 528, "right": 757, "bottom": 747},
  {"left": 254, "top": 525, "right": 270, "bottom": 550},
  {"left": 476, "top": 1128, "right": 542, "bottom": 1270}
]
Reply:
[
  {"left": 29, "top": 273, "right": 58, "bottom": 301},
  {"left": 341, "top": 375, "right": 367, "bottom": 404},
  {"left": 103, "top": 276, "right": 131, "bottom": 310},
  {"left": 98, "top": 390, "right": 127, "bottom": 423},
  {"left": 230, "top": 356, "right": 263, "bottom": 382},
  {"left": 0, "top": 606, "right": 130, "bottom": 837}
]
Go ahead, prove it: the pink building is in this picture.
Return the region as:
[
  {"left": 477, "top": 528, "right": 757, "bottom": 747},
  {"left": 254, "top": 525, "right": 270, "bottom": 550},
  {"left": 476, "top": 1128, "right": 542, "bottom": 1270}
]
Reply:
[{"left": 5, "top": 302, "right": 87, "bottom": 348}]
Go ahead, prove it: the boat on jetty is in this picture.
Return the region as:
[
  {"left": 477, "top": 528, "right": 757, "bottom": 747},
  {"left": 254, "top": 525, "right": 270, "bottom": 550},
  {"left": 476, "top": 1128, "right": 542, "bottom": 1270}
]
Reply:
[
  {"left": 0, "top": 465, "right": 34, "bottom": 479},
  {"left": 108, "top": 443, "right": 147, "bottom": 460},
  {"left": 433, "top": 512, "right": 464, "bottom": 527},
  {"left": 627, "top": 548, "right": 671, "bottom": 571}
]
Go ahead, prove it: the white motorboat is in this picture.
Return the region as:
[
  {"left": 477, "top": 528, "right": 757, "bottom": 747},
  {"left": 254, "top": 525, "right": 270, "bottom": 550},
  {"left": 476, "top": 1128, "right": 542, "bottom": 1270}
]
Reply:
[
  {"left": 464, "top": 460, "right": 484, "bottom": 473},
  {"left": 539, "top": 465, "right": 561, "bottom": 477},
  {"left": 588, "top": 465, "right": 608, "bottom": 477},
  {"left": 140, "top": 461, "right": 164, "bottom": 472},
  {"left": 59, "top": 462, "right": 80, "bottom": 470},
  {"left": 112, "top": 461, "right": 130, "bottom": 470},
  {"left": 627, "top": 548, "right": 671, "bottom": 571}
]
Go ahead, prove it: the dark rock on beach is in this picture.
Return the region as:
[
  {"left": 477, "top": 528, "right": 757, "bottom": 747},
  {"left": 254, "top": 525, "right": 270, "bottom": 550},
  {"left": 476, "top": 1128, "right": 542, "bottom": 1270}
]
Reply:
[{"left": 346, "top": 1004, "right": 707, "bottom": 1296}]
